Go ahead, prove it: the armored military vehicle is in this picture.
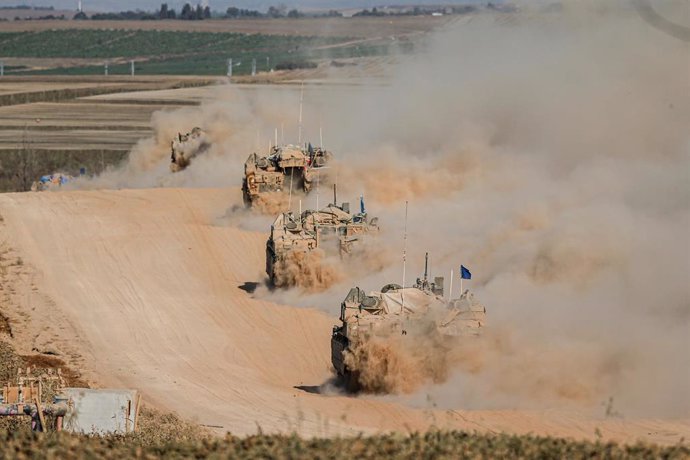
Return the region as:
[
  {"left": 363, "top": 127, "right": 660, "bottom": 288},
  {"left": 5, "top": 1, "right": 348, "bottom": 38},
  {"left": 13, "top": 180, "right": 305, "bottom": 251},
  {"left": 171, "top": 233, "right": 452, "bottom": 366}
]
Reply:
[
  {"left": 265, "top": 192, "right": 378, "bottom": 288},
  {"left": 242, "top": 143, "right": 332, "bottom": 207},
  {"left": 31, "top": 173, "right": 73, "bottom": 191},
  {"left": 170, "top": 127, "right": 209, "bottom": 172},
  {"left": 331, "top": 253, "right": 486, "bottom": 391}
]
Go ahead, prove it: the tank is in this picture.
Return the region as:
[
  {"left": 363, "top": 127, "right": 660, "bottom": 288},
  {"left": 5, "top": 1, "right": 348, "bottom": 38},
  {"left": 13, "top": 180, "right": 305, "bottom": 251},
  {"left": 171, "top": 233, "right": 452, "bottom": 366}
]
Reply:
[
  {"left": 170, "top": 127, "right": 209, "bottom": 172},
  {"left": 330, "top": 253, "right": 486, "bottom": 391},
  {"left": 242, "top": 143, "right": 332, "bottom": 207},
  {"left": 265, "top": 193, "right": 378, "bottom": 288}
]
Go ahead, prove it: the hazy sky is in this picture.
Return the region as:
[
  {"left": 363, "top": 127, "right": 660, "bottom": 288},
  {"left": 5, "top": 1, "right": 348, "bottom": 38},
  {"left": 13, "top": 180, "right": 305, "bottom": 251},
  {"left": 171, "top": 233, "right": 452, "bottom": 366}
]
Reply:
[{"left": 1, "top": 0, "right": 485, "bottom": 13}]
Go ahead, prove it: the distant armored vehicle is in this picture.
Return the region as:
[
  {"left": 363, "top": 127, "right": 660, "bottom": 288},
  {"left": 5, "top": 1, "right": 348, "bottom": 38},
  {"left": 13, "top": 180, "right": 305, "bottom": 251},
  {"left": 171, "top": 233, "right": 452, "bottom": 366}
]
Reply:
[
  {"left": 331, "top": 254, "right": 486, "bottom": 391},
  {"left": 170, "top": 127, "right": 209, "bottom": 172},
  {"left": 31, "top": 173, "right": 73, "bottom": 191},
  {"left": 266, "top": 193, "right": 378, "bottom": 288},
  {"left": 242, "top": 144, "right": 332, "bottom": 207}
]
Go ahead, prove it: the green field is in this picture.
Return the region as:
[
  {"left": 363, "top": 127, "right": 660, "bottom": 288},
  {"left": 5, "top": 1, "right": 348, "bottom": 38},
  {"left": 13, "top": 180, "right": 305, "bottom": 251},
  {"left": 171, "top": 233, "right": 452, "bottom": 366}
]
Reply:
[{"left": 0, "top": 30, "right": 393, "bottom": 75}]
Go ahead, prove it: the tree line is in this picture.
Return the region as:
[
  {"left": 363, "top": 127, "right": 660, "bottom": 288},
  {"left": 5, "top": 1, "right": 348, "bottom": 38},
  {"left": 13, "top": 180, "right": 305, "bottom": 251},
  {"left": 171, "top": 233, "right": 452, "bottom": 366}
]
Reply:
[{"left": 70, "top": 3, "right": 495, "bottom": 22}]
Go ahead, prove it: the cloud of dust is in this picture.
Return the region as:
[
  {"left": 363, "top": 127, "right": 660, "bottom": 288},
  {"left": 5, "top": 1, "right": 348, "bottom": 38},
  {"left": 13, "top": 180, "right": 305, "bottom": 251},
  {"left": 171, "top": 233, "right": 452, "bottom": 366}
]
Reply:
[
  {"left": 357, "top": 5, "right": 687, "bottom": 417},
  {"left": 343, "top": 307, "right": 458, "bottom": 394},
  {"left": 80, "top": 3, "right": 689, "bottom": 417},
  {"left": 272, "top": 249, "right": 344, "bottom": 292}
]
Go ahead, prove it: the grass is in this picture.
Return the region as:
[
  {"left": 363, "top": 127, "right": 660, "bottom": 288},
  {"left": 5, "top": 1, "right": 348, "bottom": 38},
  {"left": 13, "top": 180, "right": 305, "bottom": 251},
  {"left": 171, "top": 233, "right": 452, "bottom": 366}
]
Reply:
[{"left": 0, "top": 30, "right": 385, "bottom": 76}]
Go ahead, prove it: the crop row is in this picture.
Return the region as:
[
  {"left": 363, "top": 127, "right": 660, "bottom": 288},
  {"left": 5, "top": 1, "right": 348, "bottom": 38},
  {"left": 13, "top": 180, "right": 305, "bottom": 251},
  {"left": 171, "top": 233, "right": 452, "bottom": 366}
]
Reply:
[{"left": 0, "top": 30, "right": 348, "bottom": 59}]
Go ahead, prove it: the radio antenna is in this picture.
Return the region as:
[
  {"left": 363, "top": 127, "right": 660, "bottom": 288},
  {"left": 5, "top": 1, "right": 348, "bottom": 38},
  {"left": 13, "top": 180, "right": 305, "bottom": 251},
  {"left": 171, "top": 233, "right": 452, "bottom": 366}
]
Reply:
[
  {"left": 288, "top": 167, "right": 294, "bottom": 212},
  {"left": 401, "top": 201, "right": 408, "bottom": 314},
  {"left": 298, "top": 81, "right": 304, "bottom": 145},
  {"left": 424, "top": 252, "right": 429, "bottom": 282},
  {"left": 316, "top": 170, "right": 320, "bottom": 210}
]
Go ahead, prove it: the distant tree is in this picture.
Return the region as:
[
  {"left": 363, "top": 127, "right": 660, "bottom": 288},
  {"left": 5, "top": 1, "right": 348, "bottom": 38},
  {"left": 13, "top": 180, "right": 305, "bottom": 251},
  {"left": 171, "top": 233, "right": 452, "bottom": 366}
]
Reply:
[
  {"left": 287, "top": 9, "right": 301, "bottom": 18},
  {"left": 195, "top": 4, "right": 203, "bottom": 19},
  {"left": 159, "top": 3, "right": 168, "bottom": 19},
  {"left": 326, "top": 10, "right": 342, "bottom": 17},
  {"left": 203, "top": 6, "right": 211, "bottom": 19},
  {"left": 267, "top": 5, "right": 285, "bottom": 18},
  {"left": 73, "top": 11, "right": 88, "bottom": 20},
  {"left": 226, "top": 6, "right": 262, "bottom": 18},
  {"left": 180, "top": 3, "right": 193, "bottom": 19}
]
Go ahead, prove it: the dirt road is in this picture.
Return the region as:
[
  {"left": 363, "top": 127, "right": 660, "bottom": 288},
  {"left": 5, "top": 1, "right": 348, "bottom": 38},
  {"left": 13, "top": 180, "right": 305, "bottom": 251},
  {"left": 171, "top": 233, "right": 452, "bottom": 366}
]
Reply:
[{"left": 0, "top": 187, "right": 686, "bottom": 443}]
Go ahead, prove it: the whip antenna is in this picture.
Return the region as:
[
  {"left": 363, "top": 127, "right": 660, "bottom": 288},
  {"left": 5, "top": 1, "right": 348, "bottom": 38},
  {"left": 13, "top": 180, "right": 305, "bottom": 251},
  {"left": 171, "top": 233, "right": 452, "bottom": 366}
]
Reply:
[
  {"left": 401, "top": 201, "right": 408, "bottom": 314},
  {"left": 424, "top": 252, "right": 429, "bottom": 282},
  {"left": 316, "top": 170, "right": 320, "bottom": 210},
  {"left": 288, "top": 167, "right": 294, "bottom": 212},
  {"left": 298, "top": 81, "right": 304, "bottom": 144}
]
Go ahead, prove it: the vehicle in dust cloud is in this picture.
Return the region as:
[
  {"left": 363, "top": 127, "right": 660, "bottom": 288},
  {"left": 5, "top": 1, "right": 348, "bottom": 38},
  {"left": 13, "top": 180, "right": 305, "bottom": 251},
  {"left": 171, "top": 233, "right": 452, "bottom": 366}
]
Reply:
[
  {"left": 265, "top": 193, "right": 378, "bottom": 288},
  {"left": 330, "top": 253, "right": 487, "bottom": 392},
  {"left": 170, "top": 127, "right": 209, "bottom": 172},
  {"left": 242, "top": 143, "right": 332, "bottom": 207}
]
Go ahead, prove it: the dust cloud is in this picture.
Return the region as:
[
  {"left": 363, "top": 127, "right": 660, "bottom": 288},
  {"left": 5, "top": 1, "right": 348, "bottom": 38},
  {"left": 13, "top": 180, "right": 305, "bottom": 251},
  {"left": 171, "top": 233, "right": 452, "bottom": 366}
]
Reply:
[
  {"left": 81, "top": 3, "right": 689, "bottom": 417},
  {"left": 343, "top": 309, "right": 457, "bottom": 394},
  {"left": 272, "top": 249, "right": 343, "bottom": 292}
]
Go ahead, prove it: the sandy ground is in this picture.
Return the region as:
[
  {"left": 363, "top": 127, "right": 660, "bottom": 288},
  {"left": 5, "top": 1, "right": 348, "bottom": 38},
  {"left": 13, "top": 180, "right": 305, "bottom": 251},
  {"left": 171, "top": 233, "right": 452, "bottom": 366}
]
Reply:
[{"left": 0, "top": 187, "right": 687, "bottom": 443}]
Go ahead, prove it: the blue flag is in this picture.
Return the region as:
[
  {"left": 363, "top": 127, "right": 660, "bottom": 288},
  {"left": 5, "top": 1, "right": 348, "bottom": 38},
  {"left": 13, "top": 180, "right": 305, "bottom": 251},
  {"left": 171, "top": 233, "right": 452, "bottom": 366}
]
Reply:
[{"left": 460, "top": 265, "right": 472, "bottom": 280}]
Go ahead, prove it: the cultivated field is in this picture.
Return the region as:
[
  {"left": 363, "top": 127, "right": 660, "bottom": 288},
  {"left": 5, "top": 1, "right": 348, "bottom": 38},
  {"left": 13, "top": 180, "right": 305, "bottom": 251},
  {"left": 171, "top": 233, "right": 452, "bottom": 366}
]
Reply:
[
  {"left": 0, "top": 76, "right": 224, "bottom": 191},
  {"left": 0, "top": 16, "right": 451, "bottom": 37},
  {"left": 0, "top": 28, "right": 403, "bottom": 75}
]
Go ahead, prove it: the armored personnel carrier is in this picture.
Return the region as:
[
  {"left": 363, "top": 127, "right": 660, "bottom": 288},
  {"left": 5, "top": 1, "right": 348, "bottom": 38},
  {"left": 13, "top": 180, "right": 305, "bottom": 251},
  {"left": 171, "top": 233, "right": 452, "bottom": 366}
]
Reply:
[
  {"left": 265, "top": 193, "right": 378, "bottom": 288},
  {"left": 170, "top": 127, "right": 209, "bottom": 172},
  {"left": 331, "top": 253, "right": 486, "bottom": 391},
  {"left": 242, "top": 144, "right": 332, "bottom": 207}
]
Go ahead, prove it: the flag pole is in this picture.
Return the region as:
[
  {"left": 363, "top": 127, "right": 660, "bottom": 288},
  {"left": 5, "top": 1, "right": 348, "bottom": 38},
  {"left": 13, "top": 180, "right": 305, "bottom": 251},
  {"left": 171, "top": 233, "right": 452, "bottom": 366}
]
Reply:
[{"left": 460, "top": 275, "right": 463, "bottom": 296}]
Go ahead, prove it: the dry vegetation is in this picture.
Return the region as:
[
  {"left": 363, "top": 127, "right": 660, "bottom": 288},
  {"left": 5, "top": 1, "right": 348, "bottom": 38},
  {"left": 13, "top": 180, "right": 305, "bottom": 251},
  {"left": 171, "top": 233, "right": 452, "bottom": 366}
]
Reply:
[{"left": 0, "top": 429, "right": 687, "bottom": 459}]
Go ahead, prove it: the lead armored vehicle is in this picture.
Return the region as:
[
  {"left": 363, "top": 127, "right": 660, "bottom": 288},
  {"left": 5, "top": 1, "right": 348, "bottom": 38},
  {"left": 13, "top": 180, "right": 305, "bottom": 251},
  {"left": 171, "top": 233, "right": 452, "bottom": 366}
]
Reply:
[
  {"left": 242, "top": 144, "right": 332, "bottom": 207},
  {"left": 266, "top": 193, "right": 378, "bottom": 288},
  {"left": 170, "top": 127, "right": 209, "bottom": 172},
  {"left": 331, "top": 254, "right": 486, "bottom": 391}
]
